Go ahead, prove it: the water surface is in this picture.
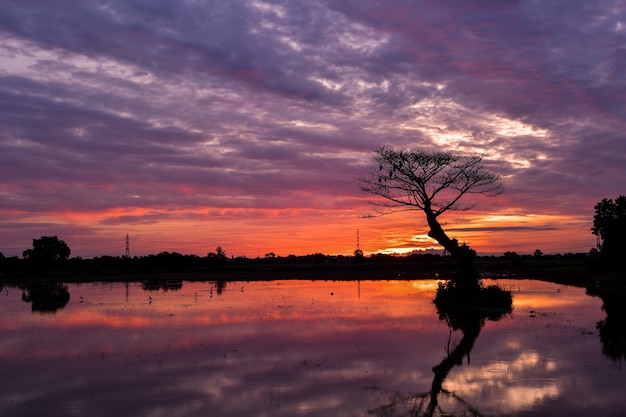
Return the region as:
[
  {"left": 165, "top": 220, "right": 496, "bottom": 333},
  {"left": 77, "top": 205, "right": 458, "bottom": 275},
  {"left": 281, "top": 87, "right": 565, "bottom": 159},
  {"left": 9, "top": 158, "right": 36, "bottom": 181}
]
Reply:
[{"left": 1, "top": 279, "right": 623, "bottom": 416}]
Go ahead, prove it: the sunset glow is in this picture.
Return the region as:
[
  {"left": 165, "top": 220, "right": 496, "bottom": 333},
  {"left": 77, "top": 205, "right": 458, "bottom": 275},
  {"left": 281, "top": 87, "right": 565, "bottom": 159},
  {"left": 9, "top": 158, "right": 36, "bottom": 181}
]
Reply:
[
  {"left": 1, "top": 280, "right": 615, "bottom": 416},
  {"left": 1, "top": 0, "right": 622, "bottom": 258}
]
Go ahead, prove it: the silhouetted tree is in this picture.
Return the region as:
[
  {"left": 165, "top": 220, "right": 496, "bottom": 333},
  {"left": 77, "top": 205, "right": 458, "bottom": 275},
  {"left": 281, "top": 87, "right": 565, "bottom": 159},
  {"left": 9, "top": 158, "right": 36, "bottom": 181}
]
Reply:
[
  {"left": 359, "top": 145, "right": 502, "bottom": 289},
  {"left": 207, "top": 246, "right": 228, "bottom": 267},
  {"left": 215, "top": 246, "right": 227, "bottom": 259},
  {"left": 503, "top": 251, "right": 520, "bottom": 261},
  {"left": 23, "top": 236, "right": 71, "bottom": 261},
  {"left": 22, "top": 236, "right": 71, "bottom": 271},
  {"left": 152, "top": 251, "right": 185, "bottom": 269},
  {"left": 592, "top": 195, "right": 626, "bottom": 269}
]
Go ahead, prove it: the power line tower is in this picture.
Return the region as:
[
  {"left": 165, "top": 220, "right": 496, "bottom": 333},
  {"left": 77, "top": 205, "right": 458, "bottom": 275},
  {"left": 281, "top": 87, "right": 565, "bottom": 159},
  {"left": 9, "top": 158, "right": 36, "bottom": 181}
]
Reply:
[
  {"left": 124, "top": 234, "right": 130, "bottom": 258},
  {"left": 355, "top": 229, "right": 363, "bottom": 259}
]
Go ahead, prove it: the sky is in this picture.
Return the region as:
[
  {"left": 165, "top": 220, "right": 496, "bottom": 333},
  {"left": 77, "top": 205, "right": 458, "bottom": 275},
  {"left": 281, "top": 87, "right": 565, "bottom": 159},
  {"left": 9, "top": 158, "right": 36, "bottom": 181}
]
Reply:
[{"left": 1, "top": 0, "right": 625, "bottom": 259}]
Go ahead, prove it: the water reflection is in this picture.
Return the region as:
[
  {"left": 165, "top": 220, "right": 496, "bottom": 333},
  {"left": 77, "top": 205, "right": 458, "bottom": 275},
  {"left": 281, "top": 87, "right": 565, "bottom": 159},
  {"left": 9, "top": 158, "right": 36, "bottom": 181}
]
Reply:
[
  {"left": 142, "top": 279, "right": 183, "bottom": 292},
  {"left": 370, "top": 285, "right": 512, "bottom": 416},
  {"left": 587, "top": 286, "right": 626, "bottom": 362},
  {"left": 214, "top": 280, "right": 228, "bottom": 295},
  {"left": 0, "top": 279, "right": 623, "bottom": 417},
  {"left": 20, "top": 281, "right": 70, "bottom": 313}
]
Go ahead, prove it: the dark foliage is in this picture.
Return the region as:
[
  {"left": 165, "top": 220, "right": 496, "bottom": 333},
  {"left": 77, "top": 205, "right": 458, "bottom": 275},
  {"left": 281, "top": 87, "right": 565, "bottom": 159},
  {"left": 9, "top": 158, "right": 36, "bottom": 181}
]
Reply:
[
  {"left": 433, "top": 281, "right": 513, "bottom": 323},
  {"left": 592, "top": 195, "right": 626, "bottom": 270},
  {"left": 22, "top": 236, "right": 71, "bottom": 270},
  {"left": 359, "top": 145, "right": 502, "bottom": 288}
]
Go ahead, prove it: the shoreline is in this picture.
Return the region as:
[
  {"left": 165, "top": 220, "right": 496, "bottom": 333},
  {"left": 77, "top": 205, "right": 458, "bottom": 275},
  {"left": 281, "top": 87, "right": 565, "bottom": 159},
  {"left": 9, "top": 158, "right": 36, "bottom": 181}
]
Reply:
[{"left": 3, "top": 262, "right": 623, "bottom": 292}]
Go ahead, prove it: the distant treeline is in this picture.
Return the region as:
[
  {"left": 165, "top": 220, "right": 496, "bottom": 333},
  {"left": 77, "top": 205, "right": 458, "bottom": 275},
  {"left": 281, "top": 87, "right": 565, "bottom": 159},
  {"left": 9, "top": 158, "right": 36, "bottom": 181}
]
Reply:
[{"left": 0, "top": 246, "right": 595, "bottom": 278}]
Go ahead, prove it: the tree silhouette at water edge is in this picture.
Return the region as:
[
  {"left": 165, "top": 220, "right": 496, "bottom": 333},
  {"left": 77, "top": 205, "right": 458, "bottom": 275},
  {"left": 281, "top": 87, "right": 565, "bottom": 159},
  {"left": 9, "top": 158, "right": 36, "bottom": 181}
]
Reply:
[{"left": 359, "top": 145, "right": 502, "bottom": 291}]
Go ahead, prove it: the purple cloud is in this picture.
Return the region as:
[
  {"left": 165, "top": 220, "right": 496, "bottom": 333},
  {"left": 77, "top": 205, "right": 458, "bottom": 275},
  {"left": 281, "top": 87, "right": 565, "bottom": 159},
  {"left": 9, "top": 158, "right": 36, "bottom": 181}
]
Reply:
[{"left": 1, "top": 0, "right": 624, "bottom": 256}]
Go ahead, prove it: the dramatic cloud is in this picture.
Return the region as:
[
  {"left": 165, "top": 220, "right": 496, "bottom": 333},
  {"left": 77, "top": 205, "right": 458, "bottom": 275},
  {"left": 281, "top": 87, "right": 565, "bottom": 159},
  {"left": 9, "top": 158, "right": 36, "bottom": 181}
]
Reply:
[{"left": 1, "top": 0, "right": 624, "bottom": 257}]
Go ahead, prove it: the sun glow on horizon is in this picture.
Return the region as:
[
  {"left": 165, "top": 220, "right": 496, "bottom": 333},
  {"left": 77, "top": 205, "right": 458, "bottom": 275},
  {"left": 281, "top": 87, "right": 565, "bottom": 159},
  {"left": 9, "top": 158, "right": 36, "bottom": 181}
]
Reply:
[{"left": 0, "top": 202, "right": 595, "bottom": 258}]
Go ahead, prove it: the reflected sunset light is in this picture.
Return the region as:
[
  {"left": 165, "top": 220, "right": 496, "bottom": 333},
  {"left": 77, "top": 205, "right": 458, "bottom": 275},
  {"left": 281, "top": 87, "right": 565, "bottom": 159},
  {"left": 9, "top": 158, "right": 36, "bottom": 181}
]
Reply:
[{"left": 1, "top": 279, "right": 621, "bottom": 417}]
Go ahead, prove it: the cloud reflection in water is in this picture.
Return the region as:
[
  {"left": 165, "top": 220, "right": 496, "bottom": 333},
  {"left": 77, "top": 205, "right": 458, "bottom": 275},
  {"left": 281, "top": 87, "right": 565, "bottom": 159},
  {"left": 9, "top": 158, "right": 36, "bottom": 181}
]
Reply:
[{"left": 0, "top": 279, "right": 621, "bottom": 417}]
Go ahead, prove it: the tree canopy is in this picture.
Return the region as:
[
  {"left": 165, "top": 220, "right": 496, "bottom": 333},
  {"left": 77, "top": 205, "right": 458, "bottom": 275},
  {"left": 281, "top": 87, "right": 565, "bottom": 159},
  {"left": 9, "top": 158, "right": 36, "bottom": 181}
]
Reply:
[
  {"left": 359, "top": 145, "right": 502, "bottom": 216},
  {"left": 207, "top": 246, "right": 228, "bottom": 267},
  {"left": 592, "top": 195, "right": 626, "bottom": 269},
  {"left": 23, "top": 236, "right": 71, "bottom": 262},
  {"left": 359, "top": 145, "right": 502, "bottom": 287}
]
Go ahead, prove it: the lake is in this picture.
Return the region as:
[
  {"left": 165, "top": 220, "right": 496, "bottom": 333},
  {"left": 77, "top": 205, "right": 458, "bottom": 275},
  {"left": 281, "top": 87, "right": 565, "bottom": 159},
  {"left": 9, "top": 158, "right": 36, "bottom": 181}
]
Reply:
[{"left": 1, "top": 278, "right": 624, "bottom": 416}]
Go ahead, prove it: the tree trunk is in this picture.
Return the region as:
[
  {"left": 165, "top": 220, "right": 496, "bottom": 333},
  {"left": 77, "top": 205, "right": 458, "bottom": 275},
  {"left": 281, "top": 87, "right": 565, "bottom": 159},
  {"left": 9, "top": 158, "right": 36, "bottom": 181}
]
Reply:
[{"left": 425, "top": 209, "right": 480, "bottom": 289}]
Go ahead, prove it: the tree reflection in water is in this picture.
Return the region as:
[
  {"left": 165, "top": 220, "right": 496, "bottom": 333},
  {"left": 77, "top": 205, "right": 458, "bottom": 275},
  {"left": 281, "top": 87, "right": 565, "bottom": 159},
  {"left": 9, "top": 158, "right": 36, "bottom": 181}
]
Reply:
[
  {"left": 370, "top": 283, "right": 512, "bottom": 417},
  {"left": 214, "top": 280, "right": 227, "bottom": 295},
  {"left": 20, "top": 281, "right": 70, "bottom": 313},
  {"left": 141, "top": 279, "right": 183, "bottom": 292},
  {"left": 587, "top": 286, "right": 626, "bottom": 362}
]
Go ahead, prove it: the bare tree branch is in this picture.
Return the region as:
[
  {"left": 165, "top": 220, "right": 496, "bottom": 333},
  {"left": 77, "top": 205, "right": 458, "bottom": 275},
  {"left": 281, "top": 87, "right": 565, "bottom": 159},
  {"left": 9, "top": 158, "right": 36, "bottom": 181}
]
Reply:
[
  {"left": 359, "top": 145, "right": 501, "bottom": 219},
  {"left": 358, "top": 145, "right": 502, "bottom": 284}
]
